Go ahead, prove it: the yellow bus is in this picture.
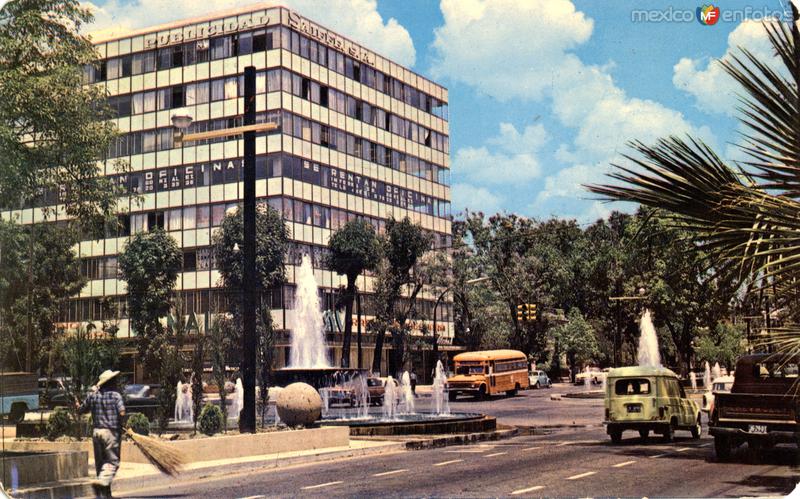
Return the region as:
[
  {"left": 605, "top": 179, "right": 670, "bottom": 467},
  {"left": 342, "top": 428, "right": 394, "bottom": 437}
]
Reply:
[{"left": 447, "top": 350, "right": 530, "bottom": 400}]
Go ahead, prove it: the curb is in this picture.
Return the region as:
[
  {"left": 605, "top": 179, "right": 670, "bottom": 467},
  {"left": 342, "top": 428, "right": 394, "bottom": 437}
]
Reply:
[
  {"left": 360, "top": 427, "right": 519, "bottom": 450},
  {"left": 514, "top": 423, "right": 600, "bottom": 435}
]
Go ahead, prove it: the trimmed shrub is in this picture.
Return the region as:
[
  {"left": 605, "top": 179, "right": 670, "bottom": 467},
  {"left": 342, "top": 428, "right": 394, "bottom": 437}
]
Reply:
[
  {"left": 126, "top": 412, "right": 150, "bottom": 436},
  {"left": 198, "top": 403, "right": 223, "bottom": 436},
  {"left": 46, "top": 409, "right": 74, "bottom": 440}
]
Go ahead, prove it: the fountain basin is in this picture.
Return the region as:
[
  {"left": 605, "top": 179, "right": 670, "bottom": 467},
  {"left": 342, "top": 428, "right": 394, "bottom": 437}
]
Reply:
[{"left": 321, "top": 412, "right": 495, "bottom": 436}]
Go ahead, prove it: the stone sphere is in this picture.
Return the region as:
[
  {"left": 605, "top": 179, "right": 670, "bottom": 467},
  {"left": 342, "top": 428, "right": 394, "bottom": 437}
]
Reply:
[{"left": 276, "top": 382, "right": 322, "bottom": 427}]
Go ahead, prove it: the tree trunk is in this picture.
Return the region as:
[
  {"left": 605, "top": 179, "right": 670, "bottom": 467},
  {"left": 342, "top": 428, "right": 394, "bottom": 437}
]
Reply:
[
  {"left": 340, "top": 277, "right": 356, "bottom": 368},
  {"left": 372, "top": 326, "right": 386, "bottom": 374}
]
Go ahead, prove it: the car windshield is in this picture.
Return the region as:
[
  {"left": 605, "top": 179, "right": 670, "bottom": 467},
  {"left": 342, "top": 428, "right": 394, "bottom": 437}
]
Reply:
[
  {"left": 456, "top": 365, "right": 485, "bottom": 375},
  {"left": 124, "top": 385, "right": 149, "bottom": 397},
  {"left": 615, "top": 378, "right": 651, "bottom": 395}
]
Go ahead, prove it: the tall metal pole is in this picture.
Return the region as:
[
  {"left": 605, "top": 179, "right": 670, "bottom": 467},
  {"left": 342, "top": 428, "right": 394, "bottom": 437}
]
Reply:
[{"left": 240, "top": 66, "right": 257, "bottom": 433}]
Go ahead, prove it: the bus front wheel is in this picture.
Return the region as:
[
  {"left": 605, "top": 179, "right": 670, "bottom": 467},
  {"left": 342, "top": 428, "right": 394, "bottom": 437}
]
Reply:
[{"left": 476, "top": 385, "right": 488, "bottom": 400}]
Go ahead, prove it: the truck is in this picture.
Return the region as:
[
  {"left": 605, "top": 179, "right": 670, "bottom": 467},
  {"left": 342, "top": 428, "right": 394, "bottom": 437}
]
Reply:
[
  {"left": 709, "top": 353, "right": 800, "bottom": 460},
  {"left": 0, "top": 372, "right": 39, "bottom": 422}
]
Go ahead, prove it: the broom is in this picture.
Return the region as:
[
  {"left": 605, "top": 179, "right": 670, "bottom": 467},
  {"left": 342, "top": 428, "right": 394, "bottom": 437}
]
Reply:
[{"left": 125, "top": 428, "right": 187, "bottom": 476}]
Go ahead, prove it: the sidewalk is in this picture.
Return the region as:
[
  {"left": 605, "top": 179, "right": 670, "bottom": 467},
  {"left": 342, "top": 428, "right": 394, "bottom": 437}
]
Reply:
[{"left": 14, "top": 439, "right": 405, "bottom": 498}]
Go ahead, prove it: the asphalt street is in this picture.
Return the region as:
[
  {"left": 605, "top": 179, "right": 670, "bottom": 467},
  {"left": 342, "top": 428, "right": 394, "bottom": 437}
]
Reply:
[{"left": 114, "top": 386, "right": 800, "bottom": 498}]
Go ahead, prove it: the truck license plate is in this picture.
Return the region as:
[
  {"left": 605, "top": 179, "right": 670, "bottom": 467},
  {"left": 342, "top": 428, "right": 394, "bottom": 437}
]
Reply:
[{"left": 748, "top": 424, "right": 767, "bottom": 434}]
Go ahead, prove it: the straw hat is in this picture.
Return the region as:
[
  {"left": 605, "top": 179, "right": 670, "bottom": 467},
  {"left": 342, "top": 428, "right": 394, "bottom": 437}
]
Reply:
[{"left": 96, "top": 370, "right": 120, "bottom": 388}]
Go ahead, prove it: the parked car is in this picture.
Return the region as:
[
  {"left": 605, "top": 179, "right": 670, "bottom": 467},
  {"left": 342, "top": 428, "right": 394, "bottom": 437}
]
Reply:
[
  {"left": 365, "top": 377, "right": 385, "bottom": 405},
  {"left": 1, "top": 372, "right": 39, "bottom": 422},
  {"left": 123, "top": 384, "right": 161, "bottom": 420},
  {"left": 710, "top": 354, "right": 800, "bottom": 460},
  {"left": 576, "top": 367, "right": 607, "bottom": 385},
  {"left": 604, "top": 366, "right": 702, "bottom": 443},
  {"left": 38, "top": 377, "right": 72, "bottom": 409},
  {"left": 701, "top": 375, "right": 734, "bottom": 413},
  {"left": 529, "top": 370, "right": 552, "bottom": 389}
]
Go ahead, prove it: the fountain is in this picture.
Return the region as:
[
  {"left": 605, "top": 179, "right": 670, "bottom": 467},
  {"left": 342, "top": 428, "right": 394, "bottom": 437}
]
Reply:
[
  {"left": 174, "top": 381, "right": 193, "bottom": 423},
  {"left": 399, "top": 371, "right": 416, "bottom": 415},
  {"left": 637, "top": 309, "right": 661, "bottom": 367},
  {"left": 290, "top": 254, "right": 329, "bottom": 368},
  {"left": 271, "top": 255, "right": 488, "bottom": 435},
  {"left": 432, "top": 361, "right": 450, "bottom": 416},
  {"left": 689, "top": 371, "right": 697, "bottom": 390},
  {"left": 228, "top": 378, "right": 244, "bottom": 419},
  {"left": 704, "top": 361, "right": 712, "bottom": 389},
  {"left": 584, "top": 367, "right": 592, "bottom": 391},
  {"left": 712, "top": 362, "right": 722, "bottom": 381},
  {"left": 382, "top": 376, "right": 397, "bottom": 419}
]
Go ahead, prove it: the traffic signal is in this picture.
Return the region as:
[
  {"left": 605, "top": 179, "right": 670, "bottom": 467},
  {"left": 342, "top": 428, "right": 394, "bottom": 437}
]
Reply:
[
  {"left": 527, "top": 303, "right": 537, "bottom": 321},
  {"left": 516, "top": 303, "right": 538, "bottom": 322}
]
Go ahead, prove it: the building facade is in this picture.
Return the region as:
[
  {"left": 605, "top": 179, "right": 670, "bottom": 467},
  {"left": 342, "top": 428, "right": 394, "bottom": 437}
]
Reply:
[{"left": 2, "top": 5, "right": 454, "bottom": 379}]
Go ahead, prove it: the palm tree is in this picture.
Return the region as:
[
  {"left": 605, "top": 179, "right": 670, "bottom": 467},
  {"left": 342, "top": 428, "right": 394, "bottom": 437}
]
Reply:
[
  {"left": 326, "top": 219, "right": 382, "bottom": 368},
  {"left": 587, "top": 7, "right": 800, "bottom": 350}
]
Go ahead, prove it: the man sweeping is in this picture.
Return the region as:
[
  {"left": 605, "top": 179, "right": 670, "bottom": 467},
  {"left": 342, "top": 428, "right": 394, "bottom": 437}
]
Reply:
[{"left": 76, "top": 370, "right": 125, "bottom": 497}]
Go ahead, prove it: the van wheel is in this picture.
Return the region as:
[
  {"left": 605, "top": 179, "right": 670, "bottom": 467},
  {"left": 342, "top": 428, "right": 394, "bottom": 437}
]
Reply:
[
  {"left": 714, "top": 435, "right": 732, "bottom": 461},
  {"left": 639, "top": 429, "right": 649, "bottom": 442},
  {"left": 663, "top": 420, "right": 676, "bottom": 443},
  {"left": 691, "top": 416, "right": 702, "bottom": 439},
  {"left": 610, "top": 429, "right": 622, "bottom": 444}
]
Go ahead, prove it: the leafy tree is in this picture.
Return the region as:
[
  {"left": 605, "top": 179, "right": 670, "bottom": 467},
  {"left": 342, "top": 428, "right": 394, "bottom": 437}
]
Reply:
[
  {"left": 0, "top": 0, "right": 125, "bottom": 235},
  {"left": 208, "top": 315, "right": 234, "bottom": 432},
  {"left": 117, "top": 229, "right": 182, "bottom": 371},
  {"left": 694, "top": 322, "right": 746, "bottom": 369},
  {"left": 326, "top": 219, "right": 382, "bottom": 367},
  {"left": 0, "top": 220, "right": 84, "bottom": 371},
  {"left": 211, "top": 205, "right": 287, "bottom": 425},
  {"left": 588, "top": 8, "right": 800, "bottom": 353},
  {"left": 370, "top": 218, "right": 431, "bottom": 375},
  {"left": 552, "top": 308, "right": 600, "bottom": 382}
]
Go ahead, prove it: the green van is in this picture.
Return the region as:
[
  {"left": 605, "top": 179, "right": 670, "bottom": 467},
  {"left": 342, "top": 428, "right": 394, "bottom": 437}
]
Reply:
[{"left": 604, "top": 366, "right": 702, "bottom": 443}]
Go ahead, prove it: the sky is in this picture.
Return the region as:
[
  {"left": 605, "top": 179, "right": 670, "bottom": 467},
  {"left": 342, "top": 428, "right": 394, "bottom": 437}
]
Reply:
[{"left": 80, "top": 0, "right": 798, "bottom": 224}]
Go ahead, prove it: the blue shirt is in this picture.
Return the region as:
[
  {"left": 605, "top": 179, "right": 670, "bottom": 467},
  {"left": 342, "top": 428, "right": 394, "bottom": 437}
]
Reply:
[{"left": 79, "top": 389, "right": 125, "bottom": 431}]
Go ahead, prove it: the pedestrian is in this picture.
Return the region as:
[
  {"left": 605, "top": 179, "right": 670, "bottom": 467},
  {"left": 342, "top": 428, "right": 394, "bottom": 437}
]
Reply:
[
  {"left": 76, "top": 370, "right": 126, "bottom": 498},
  {"left": 410, "top": 369, "right": 417, "bottom": 396}
]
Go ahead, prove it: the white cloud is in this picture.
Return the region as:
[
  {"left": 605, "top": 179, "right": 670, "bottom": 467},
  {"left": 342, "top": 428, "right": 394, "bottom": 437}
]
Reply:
[
  {"left": 451, "top": 183, "right": 503, "bottom": 215},
  {"left": 431, "top": 0, "right": 593, "bottom": 101},
  {"left": 454, "top": 122, "right": 547, "bottom": 186},
  {"left": 432, "top": 0, "right": 714, "bottom": 220},
  {"left": 83, "top": 0, "right": 416, "bottom": 67},
  {"left": 672, "top": 19, "right": 776, "bottom": 116}
]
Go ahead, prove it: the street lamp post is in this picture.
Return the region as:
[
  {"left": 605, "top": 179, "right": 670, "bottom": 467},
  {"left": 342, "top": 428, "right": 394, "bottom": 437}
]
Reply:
[
  {"left": 172, "top": 66, "right": 278, "bottom": 434},
  {"left": 432, "top": 276, "right": 490, "bottom": 359},
  {"left": 608, "top": 286, "right": 647, "bottom": 367}
]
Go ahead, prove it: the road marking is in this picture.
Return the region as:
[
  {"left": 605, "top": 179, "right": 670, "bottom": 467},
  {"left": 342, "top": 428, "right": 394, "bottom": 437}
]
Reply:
[
  {"left": 372, "top": 469, "right": 407, "bottom": 477},
  {"left": 556, "top": 442, "right": 571, "bottom": 446},
  {"left": 566, "top": 471, "right": 597, "bottom": 480},
  {"left": 444, "top": 449, "right": 490, "bottom": 453},
  {"left": 698, "top": 443, "right": 710, "bottom": 447},
  {"left": 521, "top": 446, "right": 541, "bottom": 451},
  {"left": 511, "top": 485, "right": 545, "bottom": 495},
  {"left": 650, "top": 453, "right": 668, "bottom": 458},
  {"left": 434, "top": 459, "right": 464, "bottom": 467},
  {"left": 301, "top": 481, "right": 343, "bottom": 490},
  {"left": 676, "top": 447, "right": 691, "bottom": 452},
  {"left": 485, "top": 452, "right": 508, "bottom": 458},
  {"left": 612, "top": 460, "right": 636, "bottom": 468},
  {"left": 238, "top": 496, "right": 265, "bottom": 499}
]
